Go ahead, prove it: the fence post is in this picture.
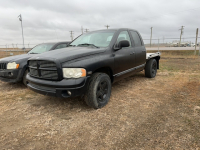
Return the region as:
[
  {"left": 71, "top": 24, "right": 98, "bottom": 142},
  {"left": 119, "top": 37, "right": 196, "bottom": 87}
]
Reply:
[
  {"left": 5, "top": 45, "right": 8, "bottom": 56},
  {"left": 199, "top": 46, "right": 200, "bottom": 56},
  {"left": 195, "top": 28, "right": 198, "bottom": 55}
]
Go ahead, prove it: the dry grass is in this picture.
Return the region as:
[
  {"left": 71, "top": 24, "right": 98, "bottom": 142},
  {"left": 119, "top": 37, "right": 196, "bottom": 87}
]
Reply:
[
  {"left": 0, "top": 51, "right": 26, "bottom": 59},
  {"left": 0, "top": 50, "right": 30, "bottom": 59},
  {"left": 0, "top": 54, "right": 200, "bottom": 149}
]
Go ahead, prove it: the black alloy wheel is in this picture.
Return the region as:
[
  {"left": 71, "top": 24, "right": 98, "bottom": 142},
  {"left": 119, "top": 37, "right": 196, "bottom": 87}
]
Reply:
[
  {"left": 84, "top": 73, "right": 111, "bottom": 109},
  {"left": 96, "top": 80, "right": 108, "bottom": 103},
  {"left": 145, "top": 59, "right": 157, "bottom": 78},
  {"left": 151, "top": 60, "right": 157, "bottom": 77}
]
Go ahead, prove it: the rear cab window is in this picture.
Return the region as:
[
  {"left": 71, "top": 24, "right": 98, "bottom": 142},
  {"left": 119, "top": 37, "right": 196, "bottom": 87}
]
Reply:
[{"left": 130, "top": 31, "right": 143, "bottom": 47}]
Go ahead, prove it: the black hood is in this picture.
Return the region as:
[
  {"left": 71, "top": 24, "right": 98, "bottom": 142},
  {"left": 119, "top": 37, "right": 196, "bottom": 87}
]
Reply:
[
  {"left": 0, "top": 53, "right": 35, "bottom": 63},
  {"left": 29, "top": 47, "right": 106, "bottom": 63}
]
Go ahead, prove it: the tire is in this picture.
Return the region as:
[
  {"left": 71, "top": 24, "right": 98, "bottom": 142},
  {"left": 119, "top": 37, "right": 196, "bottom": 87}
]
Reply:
[
  {"left": 23, "top": 70, "right": 28, "bottom": 86},
  {"left": 145, "top": 59, "right": 157, "bottom": 78},
  {"left": 84, "top": 73, "right": 111, "bottom": 109}
]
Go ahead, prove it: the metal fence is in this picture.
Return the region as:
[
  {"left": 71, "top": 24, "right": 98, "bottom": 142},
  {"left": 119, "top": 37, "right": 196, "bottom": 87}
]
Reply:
[
  {"left": 0, "top": 44, "right": 37, "bottom": 58},
  {"left": 0, "top": 38, "right": 200, "bottom": 58}
]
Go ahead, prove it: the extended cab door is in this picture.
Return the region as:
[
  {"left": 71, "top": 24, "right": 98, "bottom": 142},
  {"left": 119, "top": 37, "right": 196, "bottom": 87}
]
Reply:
[
  {"left": 129, "top": 30, "right": 146, "bottom": 68},
  {"left": 113, "top": 30, "right": 136, "bottom": 76}
]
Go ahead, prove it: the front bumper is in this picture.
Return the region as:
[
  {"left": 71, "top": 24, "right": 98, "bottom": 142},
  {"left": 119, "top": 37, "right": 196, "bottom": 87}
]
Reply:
[
  {"left": 26, "top": 74, "right": 90, "bottom": 98},
  {"left": 0, "top": 69, "right": 23, "bottom": 83}
]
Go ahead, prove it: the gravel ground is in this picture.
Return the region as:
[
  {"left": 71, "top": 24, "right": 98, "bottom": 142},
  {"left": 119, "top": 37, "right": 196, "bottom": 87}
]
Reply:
[{"left": 0, "top": 56, "right": 200, "bottom": 150}]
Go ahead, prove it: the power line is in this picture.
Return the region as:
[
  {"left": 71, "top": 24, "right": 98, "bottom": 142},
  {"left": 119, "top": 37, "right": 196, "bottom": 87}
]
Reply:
[{"left": 143, "top": 37, "right": 197, "bottom": 40}]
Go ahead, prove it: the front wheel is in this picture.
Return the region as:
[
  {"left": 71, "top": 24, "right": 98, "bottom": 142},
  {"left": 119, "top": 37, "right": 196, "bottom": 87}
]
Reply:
[
  {"left": 145, "top": 59, "right": 157, "bottom": 78},
  {"left": 23, "top": 70, "right": 28, "bottom": 86},
  {"left": 84, "top": 73, "right": 111, "bottom": 109}
]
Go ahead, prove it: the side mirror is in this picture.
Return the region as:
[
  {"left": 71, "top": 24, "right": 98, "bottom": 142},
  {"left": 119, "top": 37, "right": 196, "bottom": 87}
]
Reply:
[{"left": 114, "top": 40, "right": 130, "bottom": 50}]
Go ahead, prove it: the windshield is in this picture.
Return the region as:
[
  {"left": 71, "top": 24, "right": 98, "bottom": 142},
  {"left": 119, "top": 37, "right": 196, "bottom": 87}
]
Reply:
[
  {"left": 69, "top": 31, "right": 115, "bottom": 48},
  {"left": 28, "top": 44, "right": 54, "bottom": 54}
]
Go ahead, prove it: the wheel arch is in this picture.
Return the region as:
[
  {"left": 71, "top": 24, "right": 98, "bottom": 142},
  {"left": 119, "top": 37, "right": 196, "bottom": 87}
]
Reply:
[
  {"left": 147, "top": 56, "right": 160, "bottom": 69},
  {"left": 93, "top": 67, "right": 114, "bottom": 83}
]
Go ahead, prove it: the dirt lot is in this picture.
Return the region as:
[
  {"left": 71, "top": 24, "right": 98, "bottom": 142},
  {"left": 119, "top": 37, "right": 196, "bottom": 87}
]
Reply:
[{"left": 0, "top": 55, "right": 200, "bottom": 149}]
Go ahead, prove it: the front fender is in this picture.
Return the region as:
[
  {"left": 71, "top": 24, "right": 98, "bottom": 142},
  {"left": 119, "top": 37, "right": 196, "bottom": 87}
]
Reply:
[{"left": 61, "top": 54, "right": 114, "bottom": 75}]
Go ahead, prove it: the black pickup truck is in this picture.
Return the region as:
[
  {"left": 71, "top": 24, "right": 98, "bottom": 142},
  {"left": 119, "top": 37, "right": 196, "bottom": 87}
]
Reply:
[
  {"left": 26, "top": 28, "right": 160, "bottom": 109},
  {"left": 0, "top": 42, "right": 69, "bottom": 85}
]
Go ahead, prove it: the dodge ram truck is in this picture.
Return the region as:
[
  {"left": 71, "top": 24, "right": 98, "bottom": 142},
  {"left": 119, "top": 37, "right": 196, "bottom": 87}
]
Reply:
[
  {"left": 26, "top": 28, "right": 160, "bottom": 109},
  {"left": 0, "top": 42, "right": 69, "bottom": 85}
]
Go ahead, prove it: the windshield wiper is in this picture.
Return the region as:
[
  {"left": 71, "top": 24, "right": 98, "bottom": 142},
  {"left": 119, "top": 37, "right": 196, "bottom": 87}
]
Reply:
[
  {"left": 29, "top": 52, "right": 38, "bottom": 54},
  {"left": 68, "top": 45, "right": 76, "bottom": 47},
  {"left": 78, "top": 43, "right": 99, "bottom": 48}
]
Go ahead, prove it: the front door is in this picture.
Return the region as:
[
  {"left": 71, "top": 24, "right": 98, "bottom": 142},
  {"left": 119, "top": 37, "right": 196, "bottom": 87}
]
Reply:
[
  {"left": 113, "top": 30, "right": 135, "bottom": 76},
  {"left": 129, "top": 30, "right": 146, "bottom": 67}
]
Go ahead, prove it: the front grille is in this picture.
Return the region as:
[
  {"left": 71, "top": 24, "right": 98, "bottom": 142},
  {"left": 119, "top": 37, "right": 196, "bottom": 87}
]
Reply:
[
  {"left": 29, "top": 60, "right": 59, "bottom": 80},
  {"left": 29, "top": 60, "right": 57, "bottom": 69},
  {"left": 0, "top": 63, "right": 6, "bottom": 70}
]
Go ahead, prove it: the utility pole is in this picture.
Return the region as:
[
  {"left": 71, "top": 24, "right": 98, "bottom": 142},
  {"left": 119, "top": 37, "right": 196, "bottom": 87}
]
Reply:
[
  {"left": 195, "top": 28, "right": 198, "bottom": 55},
  {"left": 105, "top": 25, "right": 110, "bottom": 29},
  {"left": 81, "top": 26, "right": 84, "bottom": 34},
  {"left": 150, "top": 27, "right": 153, "bottom": 47},
  {"left": 199, "top": 45, "right": 200, "bottom": 56},
  {"left": 69, "top": 31, "right": 74, "bottom": 41},
  {"left": 85, "top": 29, "right": 89, "bottom": 33},
  {"left": 163, "top": 36, "right": 165, "bottom": 44},
  {"left": 179, "top": 26, "right": 184, "bottom": 47},
  {"left": 18, "top": 14, "right": 25, "bottom": 52}
]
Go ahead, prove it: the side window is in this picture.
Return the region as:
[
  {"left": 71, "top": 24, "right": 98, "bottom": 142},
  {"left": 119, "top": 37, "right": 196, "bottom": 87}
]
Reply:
[
  {"left": 55, "top": 44, "right": 67, "bottom": 49},
  {"left": 117, "top": 31, "right": 131, "bottom": 46},
  {"left": 130, "top": 31, "right": 142, "bottom": 47}
]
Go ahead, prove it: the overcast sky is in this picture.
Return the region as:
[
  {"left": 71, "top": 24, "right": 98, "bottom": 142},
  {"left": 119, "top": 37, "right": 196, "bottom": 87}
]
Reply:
[{"left": 0, "top": 0, "right": 200, "bottom": 47}]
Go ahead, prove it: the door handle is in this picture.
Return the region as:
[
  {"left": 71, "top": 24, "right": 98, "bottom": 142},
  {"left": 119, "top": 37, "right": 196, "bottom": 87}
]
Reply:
[{"left": 130, "top": 52, "right": 135, "bottom": 55}]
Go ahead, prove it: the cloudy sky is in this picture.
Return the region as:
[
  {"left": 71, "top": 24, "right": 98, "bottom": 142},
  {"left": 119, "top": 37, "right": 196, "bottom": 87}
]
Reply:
[{"left": 0, "top": 0, "right": 200, "bottom": 47}]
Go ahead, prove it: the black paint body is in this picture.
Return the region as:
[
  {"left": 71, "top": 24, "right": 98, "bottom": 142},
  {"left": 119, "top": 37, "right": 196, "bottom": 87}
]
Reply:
[{"left": 26, "top": 28, "right": 151, "bottom": 97}]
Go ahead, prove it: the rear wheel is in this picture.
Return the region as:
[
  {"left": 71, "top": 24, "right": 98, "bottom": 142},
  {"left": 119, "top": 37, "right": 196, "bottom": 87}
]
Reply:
[
  {"left": 84, "top": 73, "right": 111, "bottom": 109},
  {"left": 145, "top": 59, "right": 157, "bottom": 78},
  {"left": 23, "top": 70, "right": 28, "bottom": 86}
]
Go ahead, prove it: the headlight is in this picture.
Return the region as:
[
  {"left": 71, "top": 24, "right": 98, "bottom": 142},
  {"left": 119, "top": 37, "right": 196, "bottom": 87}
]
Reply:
[
  {"left": 62, "top": 68, "right": 86, "bottom": 78},
  {"left": 7, "top": 62, "right": 20, "bottom": 69}
]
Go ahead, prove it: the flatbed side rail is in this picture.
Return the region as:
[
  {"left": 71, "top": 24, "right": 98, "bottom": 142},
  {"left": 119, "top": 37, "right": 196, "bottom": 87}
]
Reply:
[{"left": 146, "top": 52, "right": 161, "bottom": 60}]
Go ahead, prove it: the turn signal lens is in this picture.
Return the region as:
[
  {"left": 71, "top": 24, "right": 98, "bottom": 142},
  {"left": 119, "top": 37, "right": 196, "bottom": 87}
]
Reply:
[
  {"left": 7, "top": 62, "right": 20, "bottom": 69},
  {"left": 16, "top": 64, "right": 20, "bottom": 69},
  {"left": 81, "top": 68, "right": 86, "bottom": 77}
]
